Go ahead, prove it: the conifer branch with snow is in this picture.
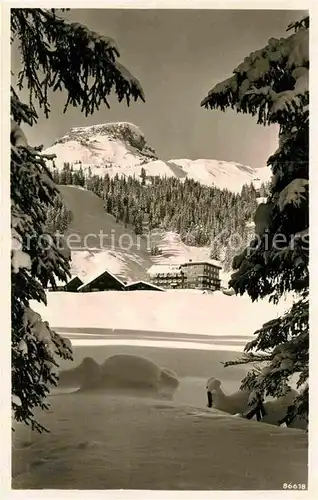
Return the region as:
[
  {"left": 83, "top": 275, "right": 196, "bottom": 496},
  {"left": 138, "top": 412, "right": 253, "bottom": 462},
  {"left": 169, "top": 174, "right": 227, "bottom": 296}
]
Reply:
[
  {"left": 202, "top": 17, "right": 309, "bottom": 424},
  {"left": 11, "top": 8, "right": 145, "bottom": 432}
]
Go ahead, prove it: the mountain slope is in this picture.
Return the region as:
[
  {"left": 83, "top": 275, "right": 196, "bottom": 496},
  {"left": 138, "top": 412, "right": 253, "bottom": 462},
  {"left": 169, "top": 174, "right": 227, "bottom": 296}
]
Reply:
[
  {"left": 45, "top": 122, "right": 271, "bottom": 193},
  {"left": 58, "top": 185, "right": 151, "bottom": 282},
  {"left": 58, "top": 185, "right": 213, "bottom": 283}
]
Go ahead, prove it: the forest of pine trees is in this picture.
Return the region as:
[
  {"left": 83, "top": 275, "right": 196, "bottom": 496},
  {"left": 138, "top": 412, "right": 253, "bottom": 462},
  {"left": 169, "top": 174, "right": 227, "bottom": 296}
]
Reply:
[
  {"left": 50, "top": 162, "right": 270, "bottom": 270},
  {"left": 45, "top": 195, "right": 73, "bottom": 234}
]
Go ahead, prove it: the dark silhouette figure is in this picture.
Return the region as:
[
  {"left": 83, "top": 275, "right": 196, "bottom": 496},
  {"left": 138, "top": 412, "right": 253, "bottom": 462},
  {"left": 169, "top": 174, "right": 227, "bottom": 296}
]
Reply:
[{"left": 207, "top": 390, "right": 213, "bottom": 408}]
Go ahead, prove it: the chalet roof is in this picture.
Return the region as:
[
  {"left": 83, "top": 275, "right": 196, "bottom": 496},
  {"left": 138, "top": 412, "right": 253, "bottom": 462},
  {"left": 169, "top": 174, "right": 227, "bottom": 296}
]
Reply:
[
  {"left": 67, "top": 276, "right": 83, "bottom": 285},
  {"left": 77, "top": 269, "right": 125, "bottom": 291},
  {"left": 125, "top": 280, "right": 165, "bottom": 291}
]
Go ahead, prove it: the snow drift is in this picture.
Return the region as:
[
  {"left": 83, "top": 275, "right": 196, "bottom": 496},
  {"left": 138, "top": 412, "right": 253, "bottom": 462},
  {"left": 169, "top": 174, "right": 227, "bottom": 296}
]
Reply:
[
  {"left": 206, "top": 376, "right": 251, "bottom": 415},
  {"left": 205, "top": 376, "right": 306, "bottom": 430},
  {"left": 12, "top": 350, "right": 308, "bottom": 490},
  {"left": 58, "top": 354, "right": 179, "bottom": 399}
]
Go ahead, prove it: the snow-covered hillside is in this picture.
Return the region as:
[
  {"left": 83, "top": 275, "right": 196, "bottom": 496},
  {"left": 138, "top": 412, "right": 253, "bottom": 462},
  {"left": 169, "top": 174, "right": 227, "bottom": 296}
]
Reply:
[
  {"left": 45, "top": 122, "right": 271, "bottom": 193},
  {"left": 58, "top": 185, "right": 215, "bottom": 283},
  {"left": 58, "top": 185, "right": 150, "bottom": 282}
]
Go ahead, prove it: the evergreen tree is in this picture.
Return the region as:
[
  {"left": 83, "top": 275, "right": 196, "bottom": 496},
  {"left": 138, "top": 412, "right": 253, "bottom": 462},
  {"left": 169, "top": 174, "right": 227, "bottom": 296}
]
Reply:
[
  {"left": 140, "top": 167, "right": 147, "bottom": 186},
  {"left": 124, "top": 204, "right": 130, "bottom": 229},
  {"left": 51, "top": 167, "right": 60, "bottom": 184},
  {"left": 59, "top": 164, "right": 68, "bottom": 185},
  {"left": 133, "top": 212, "right": 144, "bottom": 235},
  {"left": 201, "top": 17, "right": 309, "bottom": 423},
  {"left": 259, "top": 181, "right": 271, "bottom": 198},
  {"left": 46, "top": 195, "right": 73, "bottom": 234},
  {"left": 78, "top": 165, "right": 85, "bottom": 187},
  {"left": 11, "top": 7, "right": 145, "bottom": 431}
]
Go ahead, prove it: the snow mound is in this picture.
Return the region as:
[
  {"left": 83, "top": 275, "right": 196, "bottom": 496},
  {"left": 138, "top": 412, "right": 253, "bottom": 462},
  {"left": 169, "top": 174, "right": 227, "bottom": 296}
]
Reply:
[
  {"left": 45, "top": 122, "right": 271, "bottom": 193},
  {"left": 261, "top": 391, "right": 307, "bottom": 430},
  {"left": 58, "top": 354, "right": 179, "bottom": 399},
  {"left": 206, "top": 377, "right": 251, "bottom": 415},
  {"left": 58, "top": 357, "right": 101, "bottom": 389}
]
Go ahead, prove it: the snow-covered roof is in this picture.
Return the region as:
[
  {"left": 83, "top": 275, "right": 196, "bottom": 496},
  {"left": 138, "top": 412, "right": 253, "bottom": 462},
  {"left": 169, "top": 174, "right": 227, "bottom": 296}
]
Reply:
[
  {"left": 246, "top": 221, "right": 255, "bottom": 228},
  {"left": 125, "top": 280, "right": 165, "bottom": 291},
  {"left": 256, "top": 197, "right": 268, "bottom": 205},
  {"left": 78, "top": 269, "right": 125, "bottom": 290},
  {"left": 181, "top": 260, "right": 222, "bottom": 269},
  {"left": 147, "top": 264, "right": 183, "bottom": 276},
  {"left": 147, "top": 260, "right": 222, "bottom": 275}
]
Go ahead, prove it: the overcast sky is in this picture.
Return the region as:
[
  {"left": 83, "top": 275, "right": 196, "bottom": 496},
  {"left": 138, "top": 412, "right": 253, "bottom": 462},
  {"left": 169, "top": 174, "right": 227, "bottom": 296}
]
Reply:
[{"left": 12, "top": 9, "right": 306, "bottom": 168}]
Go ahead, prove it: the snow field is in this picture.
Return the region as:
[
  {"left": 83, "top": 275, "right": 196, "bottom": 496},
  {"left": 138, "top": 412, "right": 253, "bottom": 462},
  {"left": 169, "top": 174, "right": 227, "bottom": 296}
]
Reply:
[
  {"left": 32, "top": 289, "right": 293, "bottom": 337},
  {"left": 12, "top": 346, "right": 308, "bottom": 490}
]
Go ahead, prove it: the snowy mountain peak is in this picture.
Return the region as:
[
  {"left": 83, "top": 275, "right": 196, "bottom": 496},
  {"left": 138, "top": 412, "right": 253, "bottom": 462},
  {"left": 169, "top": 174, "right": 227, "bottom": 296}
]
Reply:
[
  {"left": 45, "top": 121, "right": 271, "bottom": 192},
  {"left": 47, "top": 121, "right": 158, "bottom": 170},
  {"left": 56, "top": 122, "right": 146, "bottom": 149}
]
